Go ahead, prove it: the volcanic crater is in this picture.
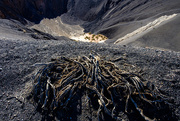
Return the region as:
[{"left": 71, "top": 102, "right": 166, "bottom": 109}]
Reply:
[{"left": 0, "top": 0, "right": 180, "bottom": 121}]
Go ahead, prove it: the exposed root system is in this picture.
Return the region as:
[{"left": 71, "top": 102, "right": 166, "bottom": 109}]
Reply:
[{"left": 31, "top": 54, "right": 173, "bottom": 120}]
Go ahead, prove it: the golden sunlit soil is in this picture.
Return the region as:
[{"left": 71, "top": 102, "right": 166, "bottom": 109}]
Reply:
[{"left": 71, "top": 33, "right": 108, "bottom": 43}]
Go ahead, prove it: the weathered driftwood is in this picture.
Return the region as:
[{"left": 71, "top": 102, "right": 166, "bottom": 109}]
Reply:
[{"left": 32, "top": 54, "right": 166, "bottom": 120}]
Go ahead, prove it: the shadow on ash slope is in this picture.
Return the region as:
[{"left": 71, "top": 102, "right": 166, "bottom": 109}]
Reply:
[{"left": 114, "top": 14, "right": 177, "bottom": 44}]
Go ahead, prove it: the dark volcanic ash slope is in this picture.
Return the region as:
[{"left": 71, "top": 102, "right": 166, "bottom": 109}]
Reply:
[
  {"left": 0, "top": 0, "right": 180, "bottom": 121},
  {"left": 1, "top": 0, "right": 180, "bottom": 51},
  {"left": 1, "top": 0, "right": 180, "bottom": 28},
  {"left": 0, "top": 23, "right": 180, "bottom": 120}
]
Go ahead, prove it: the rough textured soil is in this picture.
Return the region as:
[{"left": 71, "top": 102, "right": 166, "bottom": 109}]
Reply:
[
  {"left": 0, "top": 0, "right": 180, "bottom": 120},
  {"left": 0, "top": 20, "right": 180, "bottom": 120}
]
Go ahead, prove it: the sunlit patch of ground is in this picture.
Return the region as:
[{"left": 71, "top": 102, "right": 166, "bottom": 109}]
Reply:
[
  {"left": 70, "top": 33, "right": 108, "bottom": 43},
  {"left": 31, "top": 17, "right": 108, "bottom": 43}
]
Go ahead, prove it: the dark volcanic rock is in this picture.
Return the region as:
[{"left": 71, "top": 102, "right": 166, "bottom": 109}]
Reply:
[
  {"left": 0, "top": 0, "right": 68, "bottom": 23},
  {"left": 0, "top": 25, "right": 180, "bottom": 120},
  {"left": 1, "top": 0, "right": 180, "bottom": 24},
  {"left": 0, "top": 0, "right": 180, "bottom": 121}
]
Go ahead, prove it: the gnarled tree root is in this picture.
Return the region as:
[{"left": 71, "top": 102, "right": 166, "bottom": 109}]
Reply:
[{"left": 31, "top": 54, "right": 174, "bottom": 120}]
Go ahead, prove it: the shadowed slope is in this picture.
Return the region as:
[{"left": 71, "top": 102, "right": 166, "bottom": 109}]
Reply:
[
  {"left": 127, "top": 15, "right": 180, "bottom": 51},
  {"left": 0, "top": 0, "right": 68, "bottom": 23}
]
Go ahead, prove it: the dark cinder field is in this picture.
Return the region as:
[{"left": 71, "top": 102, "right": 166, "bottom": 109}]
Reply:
[{"left": 0, "top": 0, "right": 180, "bottom": 120}]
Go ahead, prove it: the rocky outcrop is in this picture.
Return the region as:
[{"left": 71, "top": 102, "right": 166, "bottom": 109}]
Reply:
[
  {"left": 0, "top": 0, "right": 116, "bottom": 23},
  {"left": 1, "top": 0, "right": 180, "bottom": 25},
  {"left": 0, "top": 0, "right": 68, "bottom": 23}
]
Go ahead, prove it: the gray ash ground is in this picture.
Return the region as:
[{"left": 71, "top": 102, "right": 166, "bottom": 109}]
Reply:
[
  {"left": 1, "top": 0, "right": 180, "bottom": 120},
  {"left": 0, "top": 20, "right": 180, "bottom": 120}
]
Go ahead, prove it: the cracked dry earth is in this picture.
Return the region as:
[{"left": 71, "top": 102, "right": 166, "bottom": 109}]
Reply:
[{"left": 0, "top": 29, "right": 180, "bottom": 120}]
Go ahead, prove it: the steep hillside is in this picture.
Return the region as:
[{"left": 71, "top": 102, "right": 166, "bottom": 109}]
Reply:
[
  {"left": 0, "top": 0, "right": 68, "bottom": 23},
  {"left": 0, "top": 0, "right": 180, "bottom": 121},
  {"left": 1, "top": 0, "right": 180, "bottom": 25}
]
